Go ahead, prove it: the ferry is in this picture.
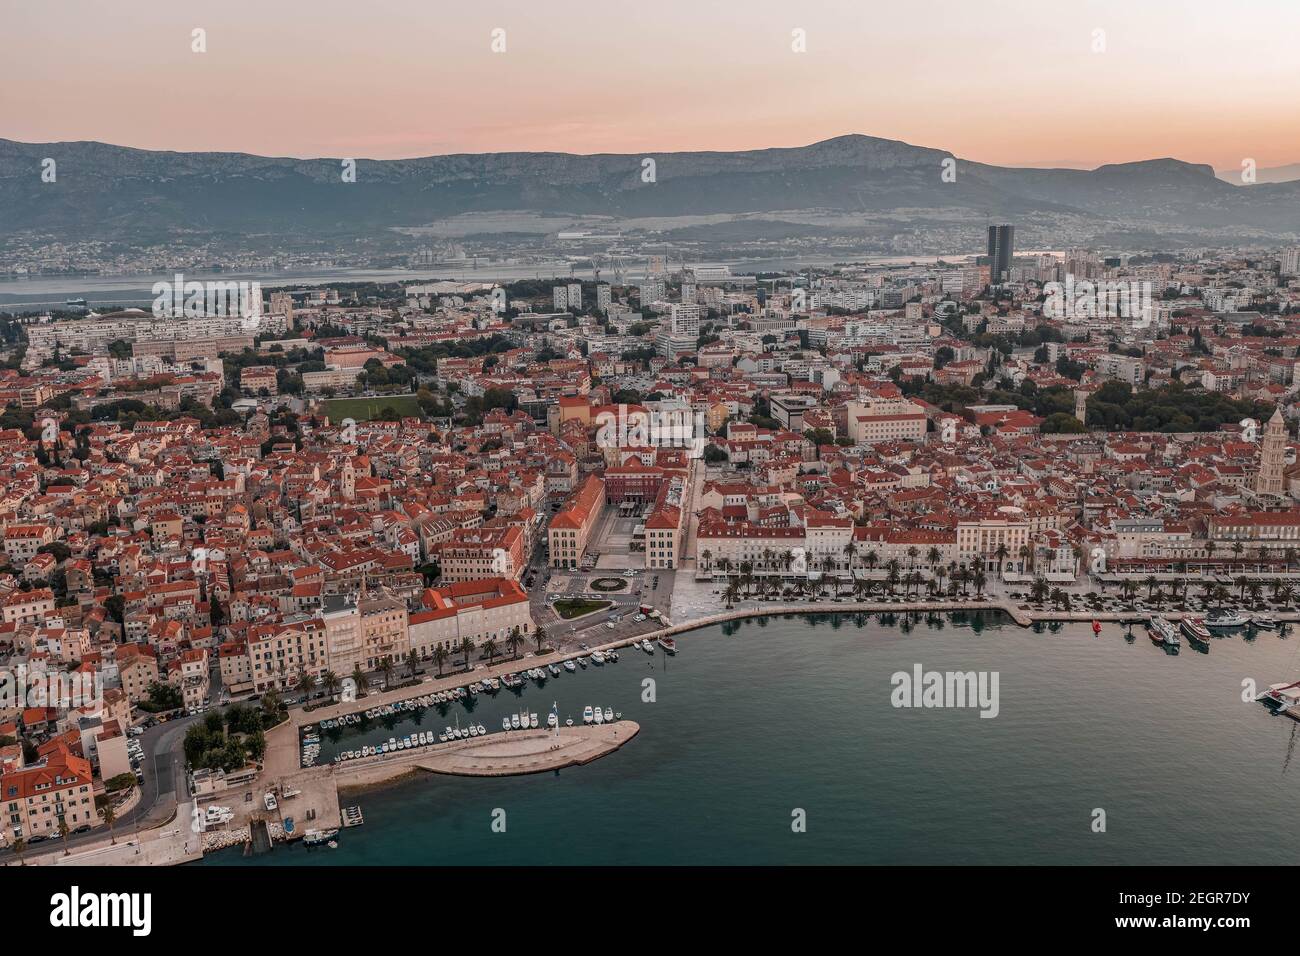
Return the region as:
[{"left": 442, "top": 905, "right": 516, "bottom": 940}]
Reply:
[
  {"left": 1180, "top": 617, "right": 1212, "bottom": 644},
  {"left": 1147, "top": 616, "right": 1179, "bottom": 647},
  {"left": 1206, "top": 609, "right": 1249, "bottom": 629},
  {"left": 658, "top": 637, "right": 678, "bottom": 655}
]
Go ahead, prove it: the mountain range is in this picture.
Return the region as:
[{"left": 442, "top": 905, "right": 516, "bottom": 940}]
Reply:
[{"left": 2, "top": 134, "right": 1299, "bottom": 241}]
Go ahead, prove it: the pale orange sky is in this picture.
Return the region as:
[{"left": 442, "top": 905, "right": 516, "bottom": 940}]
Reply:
[{"left": 4, "top": 0, "right": 1299, "bottom": 169}]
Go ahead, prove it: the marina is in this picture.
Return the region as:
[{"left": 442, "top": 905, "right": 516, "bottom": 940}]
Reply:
[{"left": 208, "top": 610, "right": 1300, "bottom": 867}]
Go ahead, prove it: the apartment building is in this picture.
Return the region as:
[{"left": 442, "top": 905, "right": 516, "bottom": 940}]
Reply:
[
  {"left": 408, "top": 578, "right": 533, "bottom": 659},
  {"left": 549, "top": 474, "right": 606, "bottom": 569},
  {"left": 1, "top": 751, "right": 96, "bottom": 846}
]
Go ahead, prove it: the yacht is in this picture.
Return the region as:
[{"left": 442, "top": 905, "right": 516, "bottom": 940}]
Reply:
[
  {"left": 594, "top": 707, "right": 604, "bottom": 725},
  {"left": 1147, "top": 617, "right": 1178, "bottom": 645},
  {"left": 549, "top": 663, "right": 562, "bottom": 677},
  {"left": 1206, "top": 609, "right": 1249, "bottom": 629},
  {"left": 603, "top": 707, "right": 614, "bottom": 722},
  {"left": 510, "top": 713, "right": 520, "bottom": 730},
  {"left": 583, "top": 706, "right": 594, "bottom": 724},
  {"left": 642, "top": 639, "right": 656, "bottom": 654},
  {"left": 564, "top": 659, "right": 577, "bottom": 673},
  {"left": 1181, "top": 617, "right": 1212, "bottom": 643},
  {"left": 547, "top": 711, "right": 558, "bottom": 729},
  {"left": 1253, "top": 613, "right": 1278, "bottom": 629},
  {"left": 468, "top": 724, "right": 478, "bottom": 737},
  {"left": 591, "top": 651, "right": 606, "bottom": 666}
]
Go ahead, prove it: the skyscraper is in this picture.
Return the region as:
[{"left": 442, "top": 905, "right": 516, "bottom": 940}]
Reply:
[{"left": 987, "top": 224, "right": 1014, "bottom": 285}]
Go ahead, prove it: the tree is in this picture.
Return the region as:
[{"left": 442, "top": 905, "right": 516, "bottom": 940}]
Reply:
[
  {"left": 459, "top": 636, "right": 476, "bottom": 669},
  {"left": 321, "top": 670, "right": 340, "bottom": 700},
  {"left": 351, "top": 664, "right": 367, "bottom": 698},
  {"left": 432, "top": 645, "right": 448, "bottom": 677},
  {"left": 483, "top": 638, "right": 499, "bottom": 667},
  {"left": 57, "top": 816, "right": 70, "bottom": 856},
  {"left": 406, "top": 649, "right": 421, "bottom": 680},
  {"left": 534, "top": 625, "right": 547, "bottom": 653},
  {"left": 379, "top": 656, "right": 395, "bottom": 689},
  {"left": 98, "top": 797, "right": 117, "bottom": 845},
  {"left": 507, "top": 627, "right": 523, "bottom": 660}
]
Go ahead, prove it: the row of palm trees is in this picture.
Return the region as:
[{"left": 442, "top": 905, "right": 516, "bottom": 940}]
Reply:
[
  {"left": 718, "top": 561, "right": 991, "bottom": 608},
  {"left": 702, "top": 541, "right": 1035, "bottom": 578},
  {"left": 1112, "top": 575, "right": 1297, "bottom": 609},
  {"left": 294, "top": 624, "right": 549, "bottom": 703}
]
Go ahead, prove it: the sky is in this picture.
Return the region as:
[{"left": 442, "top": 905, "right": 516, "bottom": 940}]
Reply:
[{"left": 3, "top": 0, "right": 1299, "bottom": 170}]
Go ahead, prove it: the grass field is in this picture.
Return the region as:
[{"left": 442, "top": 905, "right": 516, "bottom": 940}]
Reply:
[
  {"left": 322, "top": 395, "right": 423, "bottom": 421},
  {"left": 552, "top": 598, "right": 613, "bottom": 620}
]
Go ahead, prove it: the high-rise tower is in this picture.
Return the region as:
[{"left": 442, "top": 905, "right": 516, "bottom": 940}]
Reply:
[
  {"left": 987, "top": 224, "right": 1014, "bottom": 285},
  {"left": 1256, "top": 406, "right": 1287, "bottom": 496}
]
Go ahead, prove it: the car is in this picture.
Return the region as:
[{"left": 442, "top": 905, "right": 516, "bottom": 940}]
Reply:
[
  {"left": 606, "top": 622, "right": 616, "bottom": 630},
  {"left": 27, "top": 834, "right": 48, "bottom": 844},
  {"left": 72, "top": 824, "right": 92, "bottom": 834}
]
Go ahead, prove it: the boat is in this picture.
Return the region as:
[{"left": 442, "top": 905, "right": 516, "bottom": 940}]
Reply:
[
  {"left": 591, "top": 651, "right": 606, "bottom": 666},
  {"left": 468, "top": 724, "right": 478, "bottom": 737},
  {"left": 564, "top": 659, "right": 576, "bottom": 673},
  {"left": 642, "top": 639, "right": 655, "bottom": 653},
  {"left": 603, "top": 707, "right": 613, "bottom": 722},
  {"left": 1257, "top": 680, "right": 1300, "bottom": 713},
  {"left": 438, "top": 733, "right": 447, "bottom": 743},
  {"left": 577, "top": 657, "right": 588, "bottom": 669},
  {"left": 547, "top": 711, "right": 558, "bottom": 728},
  {"left": 658, "top": 637, "right": 678, "bottom": 655},
  {"left": 303, "top": 827, "right": 340, "bottom": 846},
  {"left": 477, "top": 724, "right": 486, "bottom": 736},
  {"left": 583, "top": 706, "right": 594, "bottom": 724},
  {"left": 502, "top": 717, "right": 511, "bottom": 731},
  {"left": 327, "top": 840, "right": 339, "bottom": 849},
  {"left": 1206, "top": 609, "right": 1249, "bottom": 629},
  {"left": 549, "top": 663, "right": 562, "bottom": 677},
  {"left": 1147, "top": 616, "right": 1178, "bottom": 645},
  {"left": 594, "top": 707, "right": 604, "bottom": 724},
  {"left": 529, "top": 712, "right": 539, "bottom": 729},
  {"left": 1091, "top": 620, "right": 1102, "bottom": 635},
  {"left": 511, "top": 714, "right": 520, "bottom": 729},
  {"left": 565, "top": 716, "right": 574, "bottom": 727},
  {"left": 1181, "top": 617, "right": 1212, "bottom": 643},
  {"left": 1254, "top": 613, "right": 1278, "bottom": 629}
]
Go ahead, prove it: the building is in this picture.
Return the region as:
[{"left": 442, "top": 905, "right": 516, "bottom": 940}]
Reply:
[
  {"left": 1, "top": 751, "right": 97, "bottom": 845},
  {"left": 549, "top": 474, "right": 606, "bottom": 569},
  {"left": 435, "top": 526, "right": 525, "bottom": 582},
  {"left": 1256, "top": 406, "right": 1287, "bottom": 496},
  {"left": 408, "top": 578, "right": 533, "bottom": 660},
  {"left": 987, "top": 224, "right": 1015, "bottom": 285}
]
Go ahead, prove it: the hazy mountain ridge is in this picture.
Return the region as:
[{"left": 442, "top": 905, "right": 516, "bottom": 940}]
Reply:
[{"left": 2, "top": 134, "right": 1298, "bottom": 239}]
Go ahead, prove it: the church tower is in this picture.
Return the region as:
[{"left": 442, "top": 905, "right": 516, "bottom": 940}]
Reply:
[{"left": 1256, "top": 407, "right": 1287, "bottom": 496}]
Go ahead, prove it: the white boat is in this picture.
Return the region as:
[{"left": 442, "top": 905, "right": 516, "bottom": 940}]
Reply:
[
  {"left": 502, "top": 717, "right": 511, "bottom": 731},
  {"left": 564, "top": 659, "right": 577, "bottom": 673},
  {"left": 658, "top": 637, "right": 678, "bottom": 655},
  {"left": 511, "top": 714, "right": 520, "bottom": 730},
  {"left": 547, "top": 711, "right": 558, "bottom": 728},
  {"left": 1206, "top": 609, "right": 1249, "bottom": 629},
  {"left": 603, "top": 707, "right": 613, "bottom": 722},
  {"left": 388, "top": 736, "right": 397, "bottom": 749},
  {"left": 469, "top": 724, "right": 478, "bottom": 737},
  {"left": 565, "top": 717, "right": 574, "bottom": 727},
  {"left": 583, "top": 706, "right": 594, "bottom": 724},
  {"left": 477, "top": 724, "right": 486, "bottom": 736},
  {"left": 642, "top": 639, "right": 655, "bottom": 654},
  {"left": 1147, "top": 617, "right": 1178, "bottom": 645},
  {"left": 591, "top": 651, "right": 606, "bottom": 666},
  {"left": 1254, "top": 614, "right": 1278, "bottom": 629},
  {"left": 594, "top": 707, "right": 604, "bottom": 725},
  {"left": 529, "top": 712, "right": 539, "bottom": 729},
  {"left": 1180, "top": 617, "right": 1211, "bottom": 643},
  {"left": 438, "top": 734, "right": 447, "bottom": 743}
]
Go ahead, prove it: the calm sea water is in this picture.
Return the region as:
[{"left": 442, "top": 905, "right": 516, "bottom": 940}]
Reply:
[{"left": 201, "top": 612, "right": 1300, "bottom": 865}]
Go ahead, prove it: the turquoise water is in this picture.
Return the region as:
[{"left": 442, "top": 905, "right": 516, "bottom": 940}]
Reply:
[{"left": 202, "top": 612, "right": 1300, "bottom": 865}]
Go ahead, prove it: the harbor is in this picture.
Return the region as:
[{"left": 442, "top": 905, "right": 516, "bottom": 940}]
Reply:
[{"left": 203, "top": 611, "right": 1300, "bottom": 867}]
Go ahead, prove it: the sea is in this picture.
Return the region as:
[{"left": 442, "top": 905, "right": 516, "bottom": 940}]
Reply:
[{"left": 199, "top": 611, "right": 1300, "bottom": 866}]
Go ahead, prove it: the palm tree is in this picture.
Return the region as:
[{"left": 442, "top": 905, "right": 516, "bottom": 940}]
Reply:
[
  {"left": 534, "top": 625, "right": 547, "bottom": 653},
  {"left": 432, "top": 645, "right": 449, "bottom": 677},
  {"left": 927, "top": 546, "right": 942, "bottom": 570},
  {"left": 1030, "top": 576, "right": 1050, "bottom": 604},
  {"left": 1144, "top": 574, "right": 1158, "bottom": 600},
  {"left": 1236, "top": 575, "right": 1250, "bottom": 600},
  {"left": 1279, "top": 583, "right": 1295, "bottom": 607},
  {"left": 993, "top": 543, "right": 1009, "bottom": 575},
  {"left": 99, "top": 797, "right": 117, "bottom": 845},
  {"left": 843, "top": 540, "right": 858, "bottom": 569},
  {"left": 321, "top": 670, "right": 339, "bottom": 700},
  {"left": 379, "top": 656, "right": 394, "bottom": 689},
  {"left": 701, "top": 548, "right": 712, "bottom": 572},
  {"left": 1285, "top": 547, "right": 1298, "bottom": 572},
  {"left": 972, "top": 568, "right": 987, "bottom": 599},
  {"left": 1018, "top": 544, "right": 1033, "bottom": 573},
  {"left": 350, "top": 664, "right": 367, "bottom": 698},
  {"left": 11, "top": 836, "right": 24, "bottom": 865},
  {"left": 483, "top": 638, "right": 499, "bottom": 666},
  {"left": 864, "top": 550, "right": 879, "bottom": 573},
  {"left": 723, "top": 580, "right": 740, "bottom": 608},
  {"left": 934, "top": 565, "right": 948, "bottom": 594},
  {"left": 459, "top": 636, "right": 476, "bottom": 669},
  {"left": 57, "top": 816, "right": 70, "bottom": 856},
  {"left": 507, "top": 626, "right": 523, "bottom": 660},
  {"left": 405, "top": 649, "right": 420, "bottom": 680}
]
